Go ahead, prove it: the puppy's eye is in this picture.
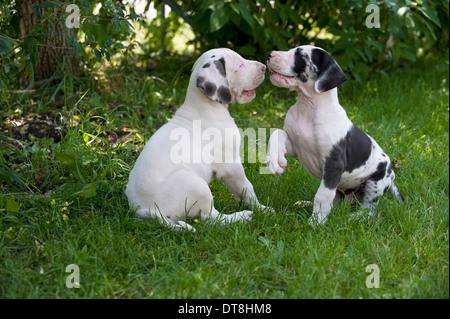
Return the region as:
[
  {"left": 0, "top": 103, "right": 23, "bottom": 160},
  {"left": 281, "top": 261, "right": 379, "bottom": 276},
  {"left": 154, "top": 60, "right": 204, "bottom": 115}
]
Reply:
[{"left": 239, "top": 64, "right": 245, "bottom": 68}]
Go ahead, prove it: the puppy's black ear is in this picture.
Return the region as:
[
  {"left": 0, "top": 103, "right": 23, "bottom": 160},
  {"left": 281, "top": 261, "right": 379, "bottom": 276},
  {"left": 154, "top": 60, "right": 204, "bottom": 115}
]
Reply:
[
  {"left": 312, "top": 48, "right": 347, "bottom": 93},
  {"left": 196, "top": 56, "right": 231, "bottom": 104}
]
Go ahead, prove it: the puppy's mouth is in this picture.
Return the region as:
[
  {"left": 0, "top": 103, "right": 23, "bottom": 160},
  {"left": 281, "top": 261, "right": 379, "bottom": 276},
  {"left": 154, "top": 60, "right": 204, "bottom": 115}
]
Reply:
[
  {"left": 241, "top": 89, "right": 256, "bottom": 98},
  {"left": 267, "top": 64, "right": 295, "bottom": 80}
]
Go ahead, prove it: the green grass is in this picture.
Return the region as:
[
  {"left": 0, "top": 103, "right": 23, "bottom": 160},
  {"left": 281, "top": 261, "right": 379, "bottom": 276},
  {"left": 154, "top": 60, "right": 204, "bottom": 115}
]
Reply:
[{"left": 0, "top": 57, "right": 448, "bottom": 299}]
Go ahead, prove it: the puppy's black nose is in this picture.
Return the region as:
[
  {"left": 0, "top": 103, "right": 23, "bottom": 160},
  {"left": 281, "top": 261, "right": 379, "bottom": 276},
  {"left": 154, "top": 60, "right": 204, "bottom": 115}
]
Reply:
[{"left": 268, "top": 51, "right": 273, "bottom": 60}]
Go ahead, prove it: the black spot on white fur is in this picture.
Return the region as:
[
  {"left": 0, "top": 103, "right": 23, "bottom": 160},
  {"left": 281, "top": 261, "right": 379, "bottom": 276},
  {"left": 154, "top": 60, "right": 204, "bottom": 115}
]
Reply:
[
  {"left": 293, "top": 48, "right": 307, "bottom": 79},
  {"left": 197, "top": 76, "right": 205, "bottom": 87},
  {"left": 214, "top": 58, "right": 226, "bottom": 77},
  {"left": 370, "top": 161, "right": 388, "bottom": 182},
  {"left": 203, "top": 81, "right": 217, "bottom": 97},
  {"left": 217, "top": 85, "right": 231, "bottom": 104},
  {"left": 322, "top": 125, "right": 373, "bottom": 189}
]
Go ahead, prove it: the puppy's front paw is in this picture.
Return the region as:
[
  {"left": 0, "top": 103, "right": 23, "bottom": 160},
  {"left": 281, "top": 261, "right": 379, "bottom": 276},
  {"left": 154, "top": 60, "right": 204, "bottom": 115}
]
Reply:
[
  {"left": 266, "top": 149, "right": 287, "bottom": 176},
  {"left": 235, "top": 210, "right": 253, "bottom": 222}
]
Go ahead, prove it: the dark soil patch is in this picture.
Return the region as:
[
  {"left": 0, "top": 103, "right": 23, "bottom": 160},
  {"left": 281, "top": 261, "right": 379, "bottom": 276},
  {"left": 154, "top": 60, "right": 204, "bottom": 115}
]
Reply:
[{"left": 0, "top": 114, "right": 66, "bottom": 143}]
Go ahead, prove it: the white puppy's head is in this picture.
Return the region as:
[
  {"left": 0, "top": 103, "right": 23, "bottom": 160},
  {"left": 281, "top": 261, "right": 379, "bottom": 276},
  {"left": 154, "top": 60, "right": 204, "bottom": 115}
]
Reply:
[
  {"left": 267, "top": 45, "right": 347, "bottom": 94},
  {"left": 191, "top": 48, "right": 266, "bottom": 104}
]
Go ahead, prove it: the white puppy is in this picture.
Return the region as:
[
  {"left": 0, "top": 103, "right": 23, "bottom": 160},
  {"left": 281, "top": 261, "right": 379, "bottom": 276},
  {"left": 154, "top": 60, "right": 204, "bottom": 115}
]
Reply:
[
  {"left": 126, "top": 48, "right": 269, "bottom": 232},
  {"left": 266, "top": 45, "right": 404, "bottom": 225}
]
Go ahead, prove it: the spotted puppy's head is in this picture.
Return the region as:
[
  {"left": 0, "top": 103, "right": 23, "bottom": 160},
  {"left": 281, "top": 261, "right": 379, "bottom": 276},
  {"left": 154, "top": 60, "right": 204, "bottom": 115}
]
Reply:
[
  {"left": 193, "top": 48, "right": 266, "bottom": 104},
  {"left": 267, "top": 45, "right": 347, "bottom": 94}
]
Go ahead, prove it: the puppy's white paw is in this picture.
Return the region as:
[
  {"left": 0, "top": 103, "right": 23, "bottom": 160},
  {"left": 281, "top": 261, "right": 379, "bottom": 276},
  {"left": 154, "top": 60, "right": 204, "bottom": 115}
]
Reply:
[
  {"left": 266, "top": 150, "right": 287, "bottom": 176},
  {"left": 177, "top": 221, "right": 196, "bottom": 233},
  {"left": 233, "top": 210, "right": 253, "bottom": 222}
]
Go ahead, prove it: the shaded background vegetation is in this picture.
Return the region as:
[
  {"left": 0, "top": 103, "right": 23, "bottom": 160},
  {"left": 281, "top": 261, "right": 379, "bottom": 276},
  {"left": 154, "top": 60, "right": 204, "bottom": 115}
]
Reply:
[{"left": 1, "top": 0, "right": 449, "bottom": 88}]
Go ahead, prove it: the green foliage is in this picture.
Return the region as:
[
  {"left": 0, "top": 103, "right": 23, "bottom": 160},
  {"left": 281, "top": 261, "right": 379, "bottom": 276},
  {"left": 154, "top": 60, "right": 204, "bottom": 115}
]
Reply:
[
  {"left": 0, "top": 0, "right": 140, "bottom": 85},
  {"left": 1, "top": 0, "right": 449, "bottom": 87},
  {"left": 170, "top": 0, "right": 449, "bottom": 80}
]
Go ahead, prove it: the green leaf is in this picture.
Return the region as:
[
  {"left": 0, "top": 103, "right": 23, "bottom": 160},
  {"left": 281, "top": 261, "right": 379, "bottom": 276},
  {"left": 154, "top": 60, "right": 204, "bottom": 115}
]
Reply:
[
  {"left": 0, "top": 35, "right": 13, "bottom": 56},
  {"left": 100, "top": 48, "right": 110, "bottom": 61},
  {"left": 286, "top": 7, "right": 302, "bottom": 25},
  {"left": 419, "top": 6, "right": 441, "bottom": 27},
  {"left": 104, "top": 39, "right": 112, "bottom": 48},
  {"left": 236, "top": 1, "right": 255, "bottom": 28},
  {"left": 114, "top": 42, "right": 125, "bottom": 50},
  {"left": 94, "top": 48, "right": 102, "bottom": 62},
  {"left": 210, "top": 7, "right": 230, "bottom": 32},
  {"left": 73, "top": 183, "right": 97, "bottom": 199},
  {"left": 6, "top": 198, "right": 19, "bottom": 214}
]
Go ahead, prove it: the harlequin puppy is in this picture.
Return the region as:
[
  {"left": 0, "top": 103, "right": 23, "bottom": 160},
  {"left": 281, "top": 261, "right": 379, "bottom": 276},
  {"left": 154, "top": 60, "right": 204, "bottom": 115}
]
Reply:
[{"left": 266, "top": 45, "right": 404, "bottom": 225}]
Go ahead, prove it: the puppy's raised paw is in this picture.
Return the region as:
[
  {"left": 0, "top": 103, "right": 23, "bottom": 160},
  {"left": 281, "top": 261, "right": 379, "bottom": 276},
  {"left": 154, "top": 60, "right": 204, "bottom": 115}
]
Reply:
[{"left": 266, "top": 152, "right": 287, "bottom": 176}]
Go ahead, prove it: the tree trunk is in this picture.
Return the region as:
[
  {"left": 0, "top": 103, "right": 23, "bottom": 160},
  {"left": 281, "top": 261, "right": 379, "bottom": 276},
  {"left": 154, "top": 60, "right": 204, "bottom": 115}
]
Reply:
[{"left": 16, "top": 0, "right": 79, "bottom": 86}]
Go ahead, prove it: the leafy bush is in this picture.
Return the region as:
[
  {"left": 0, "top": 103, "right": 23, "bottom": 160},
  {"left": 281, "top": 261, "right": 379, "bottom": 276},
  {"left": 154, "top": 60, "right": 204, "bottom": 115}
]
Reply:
[
  {"left": 0, "top": 0, "right": 139, "bottom": 87},
  {"left": 171, "top": 0, "right": 449, "bottom": 80},
  {"left": 0, "top": 0, "right": 448, "bottom": 87}
]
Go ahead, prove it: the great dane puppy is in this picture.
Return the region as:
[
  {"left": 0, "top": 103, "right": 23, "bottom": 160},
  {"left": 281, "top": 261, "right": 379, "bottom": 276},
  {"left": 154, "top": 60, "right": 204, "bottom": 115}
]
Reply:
[
  {"left": 266, "top": 45, "right": 404, "bottom": 225},
  {"left": 126, "top": 48, "right": 268, "bottom": 232}
]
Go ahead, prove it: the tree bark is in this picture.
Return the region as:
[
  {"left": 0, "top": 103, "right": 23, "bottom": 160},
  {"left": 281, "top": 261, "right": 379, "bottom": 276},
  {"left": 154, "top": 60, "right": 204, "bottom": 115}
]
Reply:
[{"left": 16, "top": 0, "right": 79, "bottom": 86}]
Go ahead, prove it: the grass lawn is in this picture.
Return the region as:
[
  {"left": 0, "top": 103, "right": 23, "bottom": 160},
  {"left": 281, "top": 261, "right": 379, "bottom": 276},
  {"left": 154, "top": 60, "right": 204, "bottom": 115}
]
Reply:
[{"left": 0, "top": 56, "right": 448, "bottom": 299}]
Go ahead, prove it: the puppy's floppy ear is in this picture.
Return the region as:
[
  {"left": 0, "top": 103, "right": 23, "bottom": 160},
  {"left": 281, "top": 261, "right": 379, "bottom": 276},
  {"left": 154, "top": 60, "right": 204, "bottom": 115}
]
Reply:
[
  {"left": 196, "top": 57, "right": 232, "bottom": 104},
  {"left": 311, "top": 48, "right": 347, "bottom": 93}
]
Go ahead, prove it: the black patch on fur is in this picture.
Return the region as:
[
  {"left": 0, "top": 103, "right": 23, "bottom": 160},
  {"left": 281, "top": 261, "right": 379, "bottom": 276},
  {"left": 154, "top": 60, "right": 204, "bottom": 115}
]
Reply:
[
  {"left": 370, "top": 161, "right": 388, "bottom": 182},
  {"left": 293, "top": 48, "right": 307, "bottom": 78},
  {"left": 211, "top": 55, "right": 215, "bottom": 58},
  {"left": 323, "top": 151, "right": 345, "bottom": 189},
  {"left": 214, "top": 58, "right": 226, "bottom": 77},
  {"left": 345, "top": 125, "right": 373, "bottom": 173},
  {"left": 197, "top": 75, "right": 217, "bottom": 99},
  {"left": 311, "top": 48, "right": 347, "bottom": 93},
  {"left": 322, "top": 125, "right": 373, "bottom": 189},
  {"left": 197, "top": 76, "right": 205, "bottom": 87},
  {"left": 203, "top": 81, "right": 217, "bottom": 97},
  {"left": 217, "top": 85, "right": 231, "bottom": 104},
  {"left": 202, "top": 63, "right": 210, "bottom": 68}
]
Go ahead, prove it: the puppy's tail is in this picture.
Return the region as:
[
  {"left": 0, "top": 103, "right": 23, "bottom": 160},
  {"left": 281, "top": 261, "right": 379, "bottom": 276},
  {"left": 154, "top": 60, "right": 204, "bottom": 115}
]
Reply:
[
  {"left": 389, "top": 183, "right": 405, "bottom": 203},
  {"left": 136, "top": 208, "right": 196, "bottom": 233}
]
